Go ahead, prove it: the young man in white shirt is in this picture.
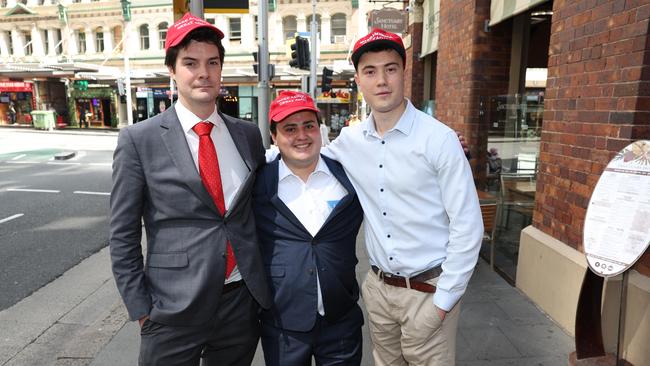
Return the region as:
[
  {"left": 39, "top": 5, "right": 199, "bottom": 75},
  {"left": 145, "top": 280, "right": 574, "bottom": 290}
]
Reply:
[
  {"left": 253, "top": 91, "right": 364, "bottom": 365},
  {"left": 324, "top": 29, "right": 484, "bottom": 365}
]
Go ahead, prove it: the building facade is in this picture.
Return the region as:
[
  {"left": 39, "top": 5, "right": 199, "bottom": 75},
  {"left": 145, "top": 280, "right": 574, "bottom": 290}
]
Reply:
[{"left": 402, "top": 0, "right": 649, "bottom": 364}]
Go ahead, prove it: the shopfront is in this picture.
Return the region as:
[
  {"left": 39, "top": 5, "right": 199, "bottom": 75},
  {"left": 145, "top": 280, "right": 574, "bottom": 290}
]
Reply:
[
  {"left": 135, "top": 87, "right": 173, "bottom": 122},
  {"left": 69, "top": 87, "right": 118, "bottom": 128},
  {"left": 0, "top": 81, "right": 36, "bottom": 125},
  {"left": 316, "top": 89, "right": 355, "bottom": 138}
]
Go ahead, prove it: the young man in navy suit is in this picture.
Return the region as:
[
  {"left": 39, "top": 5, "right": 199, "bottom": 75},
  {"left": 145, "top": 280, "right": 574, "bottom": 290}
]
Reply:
[{"left": 253, "top": 91, "right": 364, "bottom": 365}]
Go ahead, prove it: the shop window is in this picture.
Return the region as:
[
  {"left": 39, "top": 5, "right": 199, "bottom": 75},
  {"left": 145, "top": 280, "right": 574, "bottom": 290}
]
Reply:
[
  {"left": 158, "top": 22, "right": 167, "bottom": 50},
  {"left": 139, "top": 24, "right": 149, "bottom": 50},
  {"left": 282, "top": 16, "right": 296, "bottom": 40},
  {"left": 331, "top": 13, "right": 346, "bottom": 43},
  {"left": 24, "top": 32, "right": 32, "bottom": 55},
  {"left": 95, "top": 27, "right": 104, "bottom": 52},
  {"left": 229, "top": 17, "right": 241, "bottom": 42},
  {"left": 306, "top": 14, "right": 321, "bottom": 40},
  {"left": 77, "top": 30, "right": 86, "bottom": 53}
]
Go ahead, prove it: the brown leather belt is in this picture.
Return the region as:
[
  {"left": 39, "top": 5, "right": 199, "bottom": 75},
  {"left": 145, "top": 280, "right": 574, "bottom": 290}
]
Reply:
[
  {"left": 371, "top": 265, "right": 441, "bottom": 293},
  {"left": 223, "top": 280, "right": 243, "bottom": 294}
]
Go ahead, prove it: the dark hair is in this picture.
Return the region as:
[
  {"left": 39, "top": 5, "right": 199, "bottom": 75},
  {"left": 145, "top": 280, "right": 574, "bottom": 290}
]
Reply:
[
  {"left": 352, "top": 43, "right": 406, "bottom": 70},
  {"left": 165, "top": 27, "right": 225, "bottom": 71},
  {"left": 269, "top": 111, "right": 322, "bottom": 135}
]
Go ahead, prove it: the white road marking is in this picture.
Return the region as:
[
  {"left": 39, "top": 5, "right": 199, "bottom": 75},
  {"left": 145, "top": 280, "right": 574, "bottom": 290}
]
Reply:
[
  {"left": 6, "top": 188, "right": 61, "bottom": 193},
  {"left": 5, "top": 161, "right": 39, "bottom": 164},
  {"left": 47, "top": 162, "right": 81, "bottom": 165},
  {"left": 11, "top": 154, "right": 26, "bottom": 160},
  {"left": 73, "top": 191, "right": 110, "bottom": 196},
  {"left": 0, "top": 213, "right": 24, "bottom": 224},
  {"left": 88, "top": 163, "right": 112, "bottom": 167}
]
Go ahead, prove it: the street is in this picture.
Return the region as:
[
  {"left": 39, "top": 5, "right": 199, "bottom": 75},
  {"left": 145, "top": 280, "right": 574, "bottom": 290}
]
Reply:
[{"left": 0, "top": 129, "right": 117, "bottom": 311}]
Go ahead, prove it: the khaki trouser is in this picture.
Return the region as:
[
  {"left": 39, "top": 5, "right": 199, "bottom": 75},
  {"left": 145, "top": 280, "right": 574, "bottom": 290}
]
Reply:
[{"left": 361, "top": 269, "right": 461, "bottom": 366}]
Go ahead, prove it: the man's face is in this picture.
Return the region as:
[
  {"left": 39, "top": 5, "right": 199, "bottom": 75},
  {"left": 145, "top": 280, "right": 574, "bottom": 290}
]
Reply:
[
  {"left": 168, "top": 40, "right": 222, "bottom": 111},
  {"left": 272, "top": 110, "right": 322, "bottom": 172},
  {"left": 354, "top": 49, "right": 405, "bottom": 114}
]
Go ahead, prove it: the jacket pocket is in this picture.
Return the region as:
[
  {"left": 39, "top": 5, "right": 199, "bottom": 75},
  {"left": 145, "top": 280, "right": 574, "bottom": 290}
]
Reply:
[{"left": 147, "top": 252, "right": 188, "bottom": 268}]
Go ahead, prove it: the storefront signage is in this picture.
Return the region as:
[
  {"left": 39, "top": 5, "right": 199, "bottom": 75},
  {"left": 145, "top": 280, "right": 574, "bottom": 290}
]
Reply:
[
  {"left": 204, "top": 0, "right": 248, "bottom": 13},
  {"left": 316, "top": 90, "right": 351, "bottom": 104},
  {"left": 0, "top": 82, "right": 33, "bottom": 92},
  {"left": 583, "top": 140, "right": 650, "bottom": 277},
  {"left": 369, "top": 9, "right": 408, "bottom": 34}
]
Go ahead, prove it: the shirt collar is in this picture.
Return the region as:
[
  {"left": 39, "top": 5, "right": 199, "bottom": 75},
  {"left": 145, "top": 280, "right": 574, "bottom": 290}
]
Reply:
[
  {"left": 278, "top": 155, "right": 331, "bottom": 182},
  {"left": 362, "top": 98, "right": 416, "bottom": 137},
  {"left": 174, "top": 100, "right": 223, "bottom": 134}
]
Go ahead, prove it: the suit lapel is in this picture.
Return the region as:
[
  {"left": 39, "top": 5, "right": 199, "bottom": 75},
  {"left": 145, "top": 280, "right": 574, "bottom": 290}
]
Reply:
[
  {"left": 267, "top": 158, "right": 312, "bottom": 236},
  {"left": 320, "top": 155, "right": 356, "bottom": 228},
  {"left": 221, "top": 112, "right": 254, "bottom": 171},
  {"left": 160, "top": 106, "right": 220, "bottom": 215}
]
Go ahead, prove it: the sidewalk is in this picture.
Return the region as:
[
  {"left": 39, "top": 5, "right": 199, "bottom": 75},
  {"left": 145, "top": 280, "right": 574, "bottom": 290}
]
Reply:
[{"left": 0, "top": 235, "right": 574, "bottom": 366}]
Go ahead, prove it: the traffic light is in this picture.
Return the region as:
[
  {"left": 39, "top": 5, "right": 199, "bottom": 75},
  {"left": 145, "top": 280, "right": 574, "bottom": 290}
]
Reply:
[
  {"left": 289, "top": 36, "right": 310, "bottom": 70},
  {"left": 321, "top": 67, "right": 333, "bottom": 93},
  {"left": 253, "top": 51, "right": 258, "bottom": 74}
]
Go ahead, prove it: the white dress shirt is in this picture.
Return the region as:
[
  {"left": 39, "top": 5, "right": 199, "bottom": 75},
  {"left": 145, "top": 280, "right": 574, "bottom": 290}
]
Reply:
[
  {"left": 278, "top": 157, "right": 347, "bottom": 315},
  {"left": 175, "top": 101, "right": 249, "bottom": 283},
  {"left": 323, "top": 99, "right": 484, "bottom": 311}
]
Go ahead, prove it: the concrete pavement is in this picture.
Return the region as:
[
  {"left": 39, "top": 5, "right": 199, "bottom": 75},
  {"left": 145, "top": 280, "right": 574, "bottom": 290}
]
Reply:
[{"left": 0, "top": 232, "right": 574, "bottom": 366}]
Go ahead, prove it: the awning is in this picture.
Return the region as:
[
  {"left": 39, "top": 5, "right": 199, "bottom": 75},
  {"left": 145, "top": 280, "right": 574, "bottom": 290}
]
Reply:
[
  {"left": 420, "top": 0, "right": 440, "bottom": 57},
  {"left": 489, "top": 0, "right": 549, "bottom": 26}
]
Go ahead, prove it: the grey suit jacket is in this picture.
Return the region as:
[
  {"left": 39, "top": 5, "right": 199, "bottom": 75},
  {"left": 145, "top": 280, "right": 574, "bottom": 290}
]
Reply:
[{"left": 109, "top": 106, "right": 271, "bottom": 326}]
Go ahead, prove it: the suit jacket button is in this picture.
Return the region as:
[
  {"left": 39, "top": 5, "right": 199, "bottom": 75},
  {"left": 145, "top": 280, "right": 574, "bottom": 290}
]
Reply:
[
  {"left": 309, "top": 268, "right": 314, "bottom": 275},
  {"left": 222, "top": 252, "right": 226, "bottom": 258}
]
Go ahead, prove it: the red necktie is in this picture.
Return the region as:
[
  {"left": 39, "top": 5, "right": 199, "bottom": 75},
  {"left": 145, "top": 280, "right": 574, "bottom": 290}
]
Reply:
[{"left": 192, "top": 122, "right": 236, "bottom": 278}]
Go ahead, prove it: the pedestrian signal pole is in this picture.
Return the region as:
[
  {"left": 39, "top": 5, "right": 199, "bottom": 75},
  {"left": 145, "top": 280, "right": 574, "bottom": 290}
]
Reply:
[{"left": 120, "top": 0, "right": 133, "bottom": 126}]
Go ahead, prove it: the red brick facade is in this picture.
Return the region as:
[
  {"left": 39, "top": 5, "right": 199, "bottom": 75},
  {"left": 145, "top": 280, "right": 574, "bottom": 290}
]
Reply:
[
  {"left": 538, "top": 0, "right": 650, "bottom": 274},
  {"left": 405, "top": 21, "right": 425, "bottom": 110},
  {"left": 435, "top": 0, "right": 512, "bottom": 178}
]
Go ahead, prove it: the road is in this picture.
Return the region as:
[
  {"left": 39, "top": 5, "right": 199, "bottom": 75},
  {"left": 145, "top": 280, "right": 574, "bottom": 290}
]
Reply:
[{"left": 0, "top": 129, "right": 117, "bottom": 311}]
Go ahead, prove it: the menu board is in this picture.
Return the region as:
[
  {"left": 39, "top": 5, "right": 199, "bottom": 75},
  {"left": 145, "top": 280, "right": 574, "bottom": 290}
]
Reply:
[{"left": 584, "top": 140, "right": 650, "bottom": 277}]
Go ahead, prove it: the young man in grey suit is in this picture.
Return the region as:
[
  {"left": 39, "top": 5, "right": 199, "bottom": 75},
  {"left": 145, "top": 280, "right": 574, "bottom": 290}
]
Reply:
[{"left": 109, "top": 13, "right": 270, "bottom": 365}]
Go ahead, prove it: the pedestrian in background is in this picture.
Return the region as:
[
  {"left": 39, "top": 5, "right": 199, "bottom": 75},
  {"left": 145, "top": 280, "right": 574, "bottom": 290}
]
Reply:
[{"left": 109, "top": 13, "right": 270, "bottom": 366}]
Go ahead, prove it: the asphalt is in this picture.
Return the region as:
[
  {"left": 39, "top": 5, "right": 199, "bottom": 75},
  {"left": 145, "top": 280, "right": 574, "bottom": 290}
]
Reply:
[{"left": 0, "top": 231, "right": 575, "bottom": 366}]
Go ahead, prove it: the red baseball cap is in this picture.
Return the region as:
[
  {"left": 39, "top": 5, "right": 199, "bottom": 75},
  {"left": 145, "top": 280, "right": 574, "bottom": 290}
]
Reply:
[
  {"left": 351, "top": 28, "right": 406, "bottom": 69},
  {"left": 269, "top": 91, "right": 320, "bottom": 124},
  {"left": 164, "top": 13, "right": 224, "bottom": 51}
]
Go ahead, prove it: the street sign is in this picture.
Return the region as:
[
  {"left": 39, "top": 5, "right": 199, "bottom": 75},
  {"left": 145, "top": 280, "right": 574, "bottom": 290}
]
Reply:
[{"left": 583, "top": 140, "right": 650, "bottom": 277}]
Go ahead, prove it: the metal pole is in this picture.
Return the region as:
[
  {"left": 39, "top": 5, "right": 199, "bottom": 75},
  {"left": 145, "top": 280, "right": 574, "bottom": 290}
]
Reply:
[
  {"left": 189, "top": 0, "right": 203, "bottom": 18},
  {"left": 309, "top": 0, "right": 317, "bottom": 99},
  {"left": 257, "top": 0, "right": 271, "bottom": 147},
  {"left": 124, "top": 21, "right": 133, "bottom": 126}
]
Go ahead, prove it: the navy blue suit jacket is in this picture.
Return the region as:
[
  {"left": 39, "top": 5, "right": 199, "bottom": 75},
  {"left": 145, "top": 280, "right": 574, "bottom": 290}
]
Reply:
[{"left": 253, "top": 155, "right": 364, "bottom": 332}]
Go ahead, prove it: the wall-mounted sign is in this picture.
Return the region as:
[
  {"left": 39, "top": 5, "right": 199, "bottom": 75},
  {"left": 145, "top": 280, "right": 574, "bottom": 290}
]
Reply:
[
  {"left": 369, "top": 9, "right": 408, "bottom": 34},
  {"left": 583, "top": 140, "right": 650, "bottom": 277},
  {"left": 204, "top": 0, "right": 248, "bottom": 13}
]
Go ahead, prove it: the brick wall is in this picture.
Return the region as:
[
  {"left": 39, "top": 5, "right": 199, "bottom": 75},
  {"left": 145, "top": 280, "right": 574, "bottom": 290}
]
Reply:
[
  {"left": 436, "top": 0, "right": 511, "bottom": 179},
  {"left": 405, "top": 21, "right": 425, "bottom": 110},
  {"left": 538, "top": 0, "right": 650, "bottom": 275}
]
